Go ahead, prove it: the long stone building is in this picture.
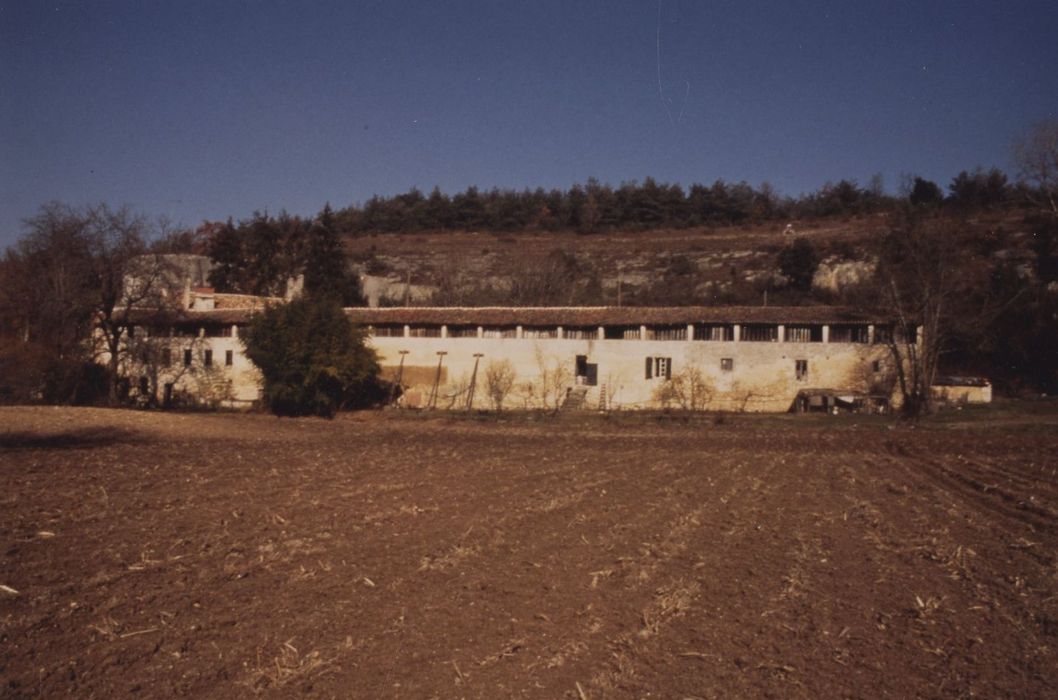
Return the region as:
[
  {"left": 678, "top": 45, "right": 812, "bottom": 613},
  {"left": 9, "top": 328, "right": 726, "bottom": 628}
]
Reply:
[{"left": 124, "top": 288, "right": 914, "bottom": 412}]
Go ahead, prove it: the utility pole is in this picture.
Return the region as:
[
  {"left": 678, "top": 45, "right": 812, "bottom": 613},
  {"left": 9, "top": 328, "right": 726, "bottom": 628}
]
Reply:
[
  {"left": 427, "top": 351, "right": 446, "bottom": 410},
  {"left": 465, "top": 353, "right": 484, "bottom": 410},
  {"left": 389, "top": 349, "right": 409, "bottom": 406}
]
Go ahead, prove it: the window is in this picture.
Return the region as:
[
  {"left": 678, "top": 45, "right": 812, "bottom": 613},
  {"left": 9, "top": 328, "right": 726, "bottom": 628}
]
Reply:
[
  {"left": 183, "top": 349, "right": 192, "bottom": 367},
  {"left": 645, "top": 356, "right": 672, "bottom": 380},
  {"left": 872, "top": 360, "right": 881, "bottom": 373},
  {"left": 785, "top": 325, "right": 823, "bottom": 343},
  {"left": 522, "top": 326, "right": 556, "bottom": 339},
  {"left": 563, "top": 327, "right": 596, "bottom": 340},
  {"left": 225, "top": 350, "right": 234, "bottom": 367},
  {"left": 448, "top": 325, "right": 479, "bottom": 338},
  {"left": 795, "top": 359, "right": 808, "bottom": 381},
  {"left": 741, "top": 324, "right": 779, "bottom": 342},
  {"left": 644, "top": 325, "right": 687, "bottom": 341},
  {"left": 204, "top": 349, "right": 213, "bottom": 367},
  {"left": 830, "top": 324, "right": 869, "bottom": 343},
  {"left": 204, "top": 325, "right": 233, "bottom": 338},
  {"left": 605, "top": 325, "right": 640, "bottom": 340},
  {"left": 575, "top": 355, "right": 598, "bottom": 386},
  {"left": 370, "top": 325, "right": 404, "bottom": 337},
  {"left": 721, "top": 358, "right": 734, "bottom": 372},
  {"left": 161, "top": 348, "right": 172, "bottom": 367},
  {"left": 694, "top": 324, "right": 734, "bottom": 341},
  {"left": 482, "top": 326, "right": 518, "bottom": 338},
  {"left": 408, "top": 326, "right": 442, "bottom": 338}
]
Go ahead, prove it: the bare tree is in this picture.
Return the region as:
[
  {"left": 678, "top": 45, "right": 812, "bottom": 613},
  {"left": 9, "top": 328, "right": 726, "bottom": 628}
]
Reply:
[
  {"left": 2, "top": 203, "right": 184, "bottom": 405},
  {"left": 82, "top": 205, "right": 186, "bottom": 404},
  {"left": 877, "top": 217, "right": 960, "bottom": 418},
  {"left": 664, "top": 365, "right": 713, "bottom": 411},
  {"left": 1, "top": 204, "right": 98, "bottom": 401},
  {"left": 484, "top": 359, "right": 516, "bottom": 411},
  {"left": 1014, "top": 118, "right": 1058, "bottom": 217},
  {"left": 533, "top": 349, "right": 572, "bottom": 412}
]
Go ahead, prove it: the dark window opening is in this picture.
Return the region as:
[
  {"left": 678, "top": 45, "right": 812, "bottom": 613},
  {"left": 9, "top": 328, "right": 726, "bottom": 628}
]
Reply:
[
  {"left": 795, "top": 359, "right": 808, "bottom": 381},
  {"left": 785, "top": 324, "right": 823, "bottom": 343},
  {"left": 575, "top": 355, "right": 598, "bottom": 386},
  {"left": 408, "top": 325, "right": 443, "bottom": 338},
  {"left": 174, "top": 325, "right": 198, "bottom": 338},
  {"left": 604, "top": 325, "right": 640, "bottom": 340},
  {"left": 645, "top": 325, "right": 687, "bottom": 341},
  {"left": 481, "top": 326, "right": 518, "bottom": 338},
  {"left": 694, "top": 324, "right": 734, "bottom": 341},
  {"left": 721, "top": 358, "right": 734, "bottom": 372},
  {"left": 741, "top": 324, "right": 779, "bottom": 342},
  {"left": 895, "top": 325, "right": 919, "bottom": 344},
  {"left": 522, "top": 326, "right": 557, "bottom": 339},
  {"left": 830, "top": 324, "right": 870, "bottom": 343},
  {"left": 225, "top": 350, "right": 234, "bottom": 367},
  {"left": 183, "top": 349, "right": 192, "bottom": 367},
  {"left": 563, "top": 326, "right": 597, "bottom": 340},
  {"left": 370, "top": 324, "right": 404, "bottom": 337},
  {"left": 161, "top": 348, "right": 172, "bottom": 367},
  {"left": 204, "top": 350, "right": 213, "bottom": 367},
  {"left": 448, "top": 325, "right": 479, "bottom": 338},
  {"left": 872, "top": 360, "right": 881, "bottom": 373},
  {"left": 645, "top": 356, "right": 672, "bottom": 380}
]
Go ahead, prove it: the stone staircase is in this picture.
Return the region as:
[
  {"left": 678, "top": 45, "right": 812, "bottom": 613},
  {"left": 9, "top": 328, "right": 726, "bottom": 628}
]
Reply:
[{"left": 561, "top": 386, "right": 589, "bottom": 411}]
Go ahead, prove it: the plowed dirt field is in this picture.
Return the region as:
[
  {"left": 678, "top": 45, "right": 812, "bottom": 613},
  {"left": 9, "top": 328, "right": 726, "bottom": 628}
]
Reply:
[{"left": 2, "top": 406, "right": 1057, "bottom": 698}]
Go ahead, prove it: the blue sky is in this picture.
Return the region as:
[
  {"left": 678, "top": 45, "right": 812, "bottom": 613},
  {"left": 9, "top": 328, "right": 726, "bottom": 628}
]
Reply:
[{"left": 2, "top": 1, "right": 1056, "bottom": 246}]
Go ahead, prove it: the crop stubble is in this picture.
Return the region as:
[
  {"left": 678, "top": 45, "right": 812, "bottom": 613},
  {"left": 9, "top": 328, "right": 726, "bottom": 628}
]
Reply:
[{"left": 1, "top": 407, "right": 1056, "bottom": 698}]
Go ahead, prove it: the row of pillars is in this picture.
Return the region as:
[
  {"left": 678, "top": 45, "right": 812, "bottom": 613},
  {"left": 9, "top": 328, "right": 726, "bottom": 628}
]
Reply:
[{"left": 388, "top": 323, "right": 885, "bottom": 343}]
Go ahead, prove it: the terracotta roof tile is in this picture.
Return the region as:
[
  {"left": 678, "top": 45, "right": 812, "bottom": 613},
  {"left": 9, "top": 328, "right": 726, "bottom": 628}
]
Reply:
[{"left": 131, "top": 303, "right": 892, "bottom": 327}]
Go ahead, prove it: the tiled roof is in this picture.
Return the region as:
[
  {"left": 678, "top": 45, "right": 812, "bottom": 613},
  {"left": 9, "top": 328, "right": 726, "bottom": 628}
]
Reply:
[
  {"left": 131, "top": 303, "right": 892, "bottom": 326},
  {"left": 343, "top": 306, "right": 890, "bottom": 326},
  {"left": 212, "top": 293, "right": 283, "bottom": 310}
]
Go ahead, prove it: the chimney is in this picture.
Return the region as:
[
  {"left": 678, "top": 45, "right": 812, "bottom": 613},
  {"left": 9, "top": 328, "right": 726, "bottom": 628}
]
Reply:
[{"left": 285, "top": 273, "right": 305, "bottom": 301}]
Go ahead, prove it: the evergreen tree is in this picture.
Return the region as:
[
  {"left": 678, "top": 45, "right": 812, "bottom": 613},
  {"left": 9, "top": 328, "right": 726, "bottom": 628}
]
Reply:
[
  {"left": 909, "top": 177, "right": 944, "bottom": 207},
  {"left": 303, "top": 204, "right": 363, "bottom": 305},
  {"left": 243, "top": 295, "right": 381, "bottom": 417},
  {"left": 778, "top": 237, "right": 819, "bottom": 291},
  {"left": 206, "top": 218, "right": 244, "bottom": 292}
]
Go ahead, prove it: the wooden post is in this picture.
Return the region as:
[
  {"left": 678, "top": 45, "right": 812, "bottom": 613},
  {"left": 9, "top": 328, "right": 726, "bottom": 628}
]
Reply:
[
  {"left": 466, "top": 353, "right": 484, "bottom": 410},
  {"left": 427, "top": 351, "right": 447, "bottom": 410},
  {"left": 389, "top": 350, "right": 409, "bottom": 406}
]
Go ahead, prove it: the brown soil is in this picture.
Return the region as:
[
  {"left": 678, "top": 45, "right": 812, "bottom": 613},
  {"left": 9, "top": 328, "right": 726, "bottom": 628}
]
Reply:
[{"left": 2, "top": 407, "right": 1057, "bottom": 698}]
